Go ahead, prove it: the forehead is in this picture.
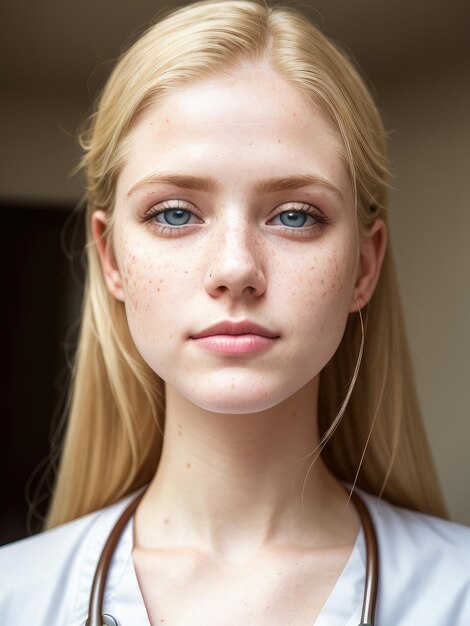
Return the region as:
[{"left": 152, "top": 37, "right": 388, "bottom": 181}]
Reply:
[{"left": 117, "top": 67, "right": 350, "bottom": 197}]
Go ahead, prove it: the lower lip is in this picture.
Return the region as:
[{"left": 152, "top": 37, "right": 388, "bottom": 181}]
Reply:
[{"left": 191, "top": 334, "right": 278, "bottom": 355}]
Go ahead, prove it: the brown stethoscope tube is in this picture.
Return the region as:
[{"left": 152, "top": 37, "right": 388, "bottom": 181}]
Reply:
[
  {"left": 350, "top": 490, "right": 380, "bottom": 626},
  {"left": 85, "top": 491, "right": 144, "bottom": 626},
  {"left": 85, "top": 489, "right": 379, "bottom": 626}
]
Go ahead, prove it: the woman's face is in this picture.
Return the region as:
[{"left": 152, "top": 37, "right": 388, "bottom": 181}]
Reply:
[{"left": 95, "top": 67, "right": 381, "bottom": 414}]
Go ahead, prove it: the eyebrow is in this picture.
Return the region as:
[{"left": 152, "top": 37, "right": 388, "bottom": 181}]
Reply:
[{"left": 127, "top": 172, "right": 343, "bottom": 200}]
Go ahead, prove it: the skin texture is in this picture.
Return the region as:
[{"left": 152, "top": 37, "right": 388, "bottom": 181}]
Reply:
[{"left": 93, "top": 66, "right": 386, "bottom": 625}]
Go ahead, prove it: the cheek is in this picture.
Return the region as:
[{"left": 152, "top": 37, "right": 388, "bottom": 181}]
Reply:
[
  {"left": 122, "top": 253, "right": 157, "bottom": 320},
  {"left": 117, "top": 236, "right": 169, "bottom": 335},
  {"left": 283, "top": 241, "right": 355, "bottom": 302},
  {"left": 278, "top": 242, "right": 357, "bottom": 347},
  {"left": 318, "top": 245, "right": 357, "bottom": 311},
  {"left": 116, "top": 234, "right": 198, "bottom": 351}
]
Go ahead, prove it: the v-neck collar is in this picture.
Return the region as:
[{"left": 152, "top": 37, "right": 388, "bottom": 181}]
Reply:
[
  {"left": 102, "top": 514, "right": 366, "bottom": 626},
  {"left": 313, "top": 525, "right": 365, "bottom": 625}
]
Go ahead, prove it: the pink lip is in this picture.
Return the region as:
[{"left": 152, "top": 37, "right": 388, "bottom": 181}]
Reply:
[{"left": 190, "top": 320, "right": 280, "bottom": 355}]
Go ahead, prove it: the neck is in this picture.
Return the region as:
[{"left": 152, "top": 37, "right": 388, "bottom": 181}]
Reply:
[{"left": 136, "top": 378, "right": 359, "bottom": 560}]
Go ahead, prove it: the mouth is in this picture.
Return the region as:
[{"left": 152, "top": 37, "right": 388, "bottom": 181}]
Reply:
[
  {"left": 190, "top": 320, "right": 280, "bottom": 339},
  {"left": 189, "top": 320, "right": 280, "bottom": 355}
]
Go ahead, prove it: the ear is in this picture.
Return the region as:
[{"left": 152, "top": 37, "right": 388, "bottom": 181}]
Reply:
[
  {"left": 91, "top": 210, "right": 125, "bottom": 302},
  {"left": 350, "top": 218, "right": 387, "bottom": 312}
]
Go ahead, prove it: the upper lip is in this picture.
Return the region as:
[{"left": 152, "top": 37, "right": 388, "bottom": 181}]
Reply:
[{"left": 191, "top": 320, "right": 280, "bottom": 339}]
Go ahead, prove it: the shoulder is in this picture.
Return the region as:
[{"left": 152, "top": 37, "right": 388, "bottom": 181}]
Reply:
[
  {"left": 359, "top": 489, "right": 470, "bottom": 625},
  {"left": 0, "top": 491, "right": 139, "bottom": 626},
  {"left": 360, "top": 489, "right": 470, "bottom": 566}
]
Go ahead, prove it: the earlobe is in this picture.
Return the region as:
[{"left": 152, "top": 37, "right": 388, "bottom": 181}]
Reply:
[
  {"left": 350, "top": 218, "right": 387, "bottom": 313},
  {"left": 91, "top": 210, "right": 125, "bottom": 302}
]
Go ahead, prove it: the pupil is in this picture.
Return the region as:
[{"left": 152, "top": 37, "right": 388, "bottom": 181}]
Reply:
[{"left": 281, "top": 211, "right": 306, "bottom": 227}]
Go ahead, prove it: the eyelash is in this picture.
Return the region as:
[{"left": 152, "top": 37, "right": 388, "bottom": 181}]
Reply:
[{"left": 142, "top": 200, "right": 331, "bottom": 239}]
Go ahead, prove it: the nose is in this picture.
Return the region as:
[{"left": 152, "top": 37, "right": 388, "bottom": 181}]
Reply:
[{"left": 204, "top": 222, "right": 267, "bottom": 299}]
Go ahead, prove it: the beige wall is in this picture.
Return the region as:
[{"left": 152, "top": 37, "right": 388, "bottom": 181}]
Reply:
[
  {"left": 2, "top": 59, "right": 469, "bottom": 523},
  {"left": 377, "top": 60, "right": 470, "bottom": 523}
]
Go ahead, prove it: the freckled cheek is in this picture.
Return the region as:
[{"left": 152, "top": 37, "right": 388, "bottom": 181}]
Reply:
[
  {"left": 323, "top": 252, "right": 357, "bottom": 301},
  {"left": 118, "top": 253, "right": 147, "bottom": 312},
  {"left": 277, "top": 249, "right": 356, "bottom": 325},
  {"left": 114, "top": 238, "right": 151, "bottom": 303},
  {"left": 118, "top": 248, "right": 197, "bottom": 329},
  {"left": 272, "top": 256, "right": 355, "bottom": 377}
]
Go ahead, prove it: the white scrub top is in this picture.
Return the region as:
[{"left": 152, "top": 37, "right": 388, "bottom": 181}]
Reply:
[{"left": 1, "top": 488, "right": 469, "bottom": 625}]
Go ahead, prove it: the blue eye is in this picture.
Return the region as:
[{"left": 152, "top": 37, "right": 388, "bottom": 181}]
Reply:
[
  {"left": 155, "top": 208, "right": 192, "bottom": 225},
  {"left": 271, "top": 209, "right": 321, "bottom": 228},
  {"left": 278, "top": 211, "right": 308, "bottom": 227}
]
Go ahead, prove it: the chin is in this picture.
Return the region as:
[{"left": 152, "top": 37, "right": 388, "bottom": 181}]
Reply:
[
  {"left": 200, "top": 397, "right": 281, "bottom": 415},
  {"left": 180, "top": 380, "right": 303, "bottom": 415}
]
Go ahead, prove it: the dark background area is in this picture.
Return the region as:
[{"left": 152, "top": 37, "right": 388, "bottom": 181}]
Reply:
[{"left": 1, "top": 205, "right": 85, "bottom": 544}]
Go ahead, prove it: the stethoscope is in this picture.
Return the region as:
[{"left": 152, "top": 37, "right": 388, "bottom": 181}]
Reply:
[{"left": 85, "top": 490, "right": 379, "bottom": 626}]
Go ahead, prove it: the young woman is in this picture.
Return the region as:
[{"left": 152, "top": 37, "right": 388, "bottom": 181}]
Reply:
[{"left": 1, "top": 1, "right": 469, "bottom": 624}]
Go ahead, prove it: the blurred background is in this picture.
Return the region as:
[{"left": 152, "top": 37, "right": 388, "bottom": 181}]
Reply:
[{"left": 1, "top": 0, "right": 469, "bottom": 544}]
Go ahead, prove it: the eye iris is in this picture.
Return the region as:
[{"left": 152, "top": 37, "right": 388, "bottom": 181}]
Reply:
[
  {"left": 280, "top": 211, "right": 307, "bottom": 227},
  {"left": 165, "top": 209, "right": 190, "bottom": 225}
]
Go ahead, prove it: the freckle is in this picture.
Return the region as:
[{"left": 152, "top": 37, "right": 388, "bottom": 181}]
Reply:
[
  {"left": 321, "top": 279, "right": 324, "bottom": 284},
  {"left": 164, "top": 518, "right": 169, "bottom": 525},
  {"left": 157, "top": 288, "right": 160, "bottom": 292},
  {"left": 186, "top": 462, "right": 191, "bottom": 468},
  {"left": 322, "top": 291, "right": 327, "bottom": 297},
  {"left": 277, "top": 138, "right": 281, "bottom": 143},
  {"left": 265, "top": 606, "right": 270, "bottom": 610},
  {"left": 277, "top": 571, "right": 282, "bottom": 575}
]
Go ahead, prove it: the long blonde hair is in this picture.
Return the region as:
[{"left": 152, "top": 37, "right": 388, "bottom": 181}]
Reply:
[{"left": 46, "top": 0, "right": 447, "bottom": 528}]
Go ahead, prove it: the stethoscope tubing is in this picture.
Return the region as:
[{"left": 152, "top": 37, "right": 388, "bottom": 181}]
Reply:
[
  {"left": 85, "top": 489, "right": 379, "bottom": 626},
  {"left": 350, "top": 491, "right": 379, "bottom": 625},
  {"left": 85, "top": 491, "right": 145, "bottom": 626}
]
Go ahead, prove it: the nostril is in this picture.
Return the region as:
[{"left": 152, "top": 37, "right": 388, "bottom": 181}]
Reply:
[{"left": 205, "top": 252, "right": 267, "bottom": 298}]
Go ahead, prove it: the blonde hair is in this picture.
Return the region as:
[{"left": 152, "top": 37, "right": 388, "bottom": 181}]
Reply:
[{"left": 46, "top": 0, "right": 447, "bottom": 528}]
